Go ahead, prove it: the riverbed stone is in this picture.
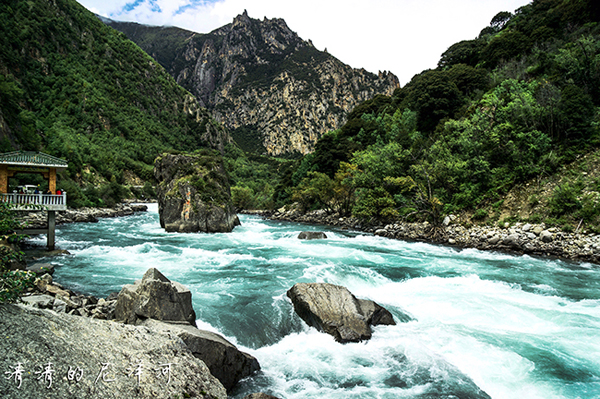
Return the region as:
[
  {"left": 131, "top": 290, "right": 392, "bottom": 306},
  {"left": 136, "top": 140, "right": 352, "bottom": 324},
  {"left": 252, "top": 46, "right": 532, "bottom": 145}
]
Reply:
[
  {"left": 26, "top": 262, "right": 55, "bottom": 275},
  {"left": 114, "top": 268, "right": 196, "bottom": 325},
  {"left": 503, "top": 233, "right": 521, "bottom": 248},
  {"left": 298, "top": 231, "right": 327, "bottom": 240},
  {"left": 357, "top": 299, "right": 398, "bottom": 325},
  {"left": 488, "top": 235, "right": 501, "bottom": 245},
  {"left": 540, "top": 230, "right": 554, "bottom": 243},
  {"left": 52, "top": 297, "right": 67, "bottom": 312},
  {"left": 21, "top": 294, "right": 55, "bottom": 308},
  {"left": 287, "top": 282, "right": 396, "bottom": 343},
  {"left": 45, "top": 283, "right": 70, "bottom": 300}
]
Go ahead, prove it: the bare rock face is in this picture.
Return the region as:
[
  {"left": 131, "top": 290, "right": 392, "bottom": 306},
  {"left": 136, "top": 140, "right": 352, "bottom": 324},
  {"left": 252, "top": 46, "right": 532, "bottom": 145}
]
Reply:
[
  {"left": 114, "top": 268, "right": 197, "bottom": 325},
  {"left": 286, "top": 282, "right": 397, "bottom": 343},
  {"left": 0, "top": 304, "right": 227, "bottom": 399},
  {"left": 142, "top": 320, "right": 260, "bottom": 392},
  {"left": 154, "top": 151, "right": 240, "bottom": 233}
]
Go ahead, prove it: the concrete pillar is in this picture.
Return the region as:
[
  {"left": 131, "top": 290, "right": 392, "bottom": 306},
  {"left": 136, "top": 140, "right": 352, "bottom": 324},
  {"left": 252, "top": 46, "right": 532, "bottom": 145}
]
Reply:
[
  {"left": 47, "top": 211, "right": 55, "bottom": 250},
  {"left": 49, "top": 168, "right": 56, "bottom": 194},
  {"left": 0, "top": 165, "right": 8, "bottom": 193}
]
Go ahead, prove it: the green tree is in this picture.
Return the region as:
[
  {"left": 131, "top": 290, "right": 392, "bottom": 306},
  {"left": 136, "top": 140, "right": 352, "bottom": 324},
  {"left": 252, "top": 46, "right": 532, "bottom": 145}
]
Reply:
[
  {"left": 291, "top": 171, "right": 336, "bottom": 213},
  {"left": 231, "top": 185, "right": 254, "bottom": 210},
  {"left": 400, "top": 70, "right": 463, "bottom": 133},
  {"left": 557, "top": 84, "right": 596, "bottom": 143}
]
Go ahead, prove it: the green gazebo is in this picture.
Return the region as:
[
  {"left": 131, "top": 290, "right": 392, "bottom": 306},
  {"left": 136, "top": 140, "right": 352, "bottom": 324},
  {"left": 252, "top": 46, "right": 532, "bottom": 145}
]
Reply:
[{"left": 0, "top": 151, "right": 68, "bottom": 249}]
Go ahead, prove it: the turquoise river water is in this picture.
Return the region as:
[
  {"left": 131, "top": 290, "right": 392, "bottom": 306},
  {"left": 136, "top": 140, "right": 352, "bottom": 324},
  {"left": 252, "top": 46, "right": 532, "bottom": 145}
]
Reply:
[{"left": 35, "top": 204, "right": 600, "bottom": 398}]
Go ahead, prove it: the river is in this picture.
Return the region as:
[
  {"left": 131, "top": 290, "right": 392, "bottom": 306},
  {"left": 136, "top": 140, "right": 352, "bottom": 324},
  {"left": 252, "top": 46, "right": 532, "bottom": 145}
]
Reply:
[{"left": 36, "top": 204, "right": 600, "bottom": 398}]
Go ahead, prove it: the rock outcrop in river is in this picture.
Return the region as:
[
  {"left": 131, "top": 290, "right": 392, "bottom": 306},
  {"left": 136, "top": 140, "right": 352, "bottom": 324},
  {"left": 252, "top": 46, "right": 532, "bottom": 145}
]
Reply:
[
  {"left": 154, "top": 151, "right": 240, "bottom": 233},
  {"left": 287, "top": 282, "right": 397, "bottom": 342}
]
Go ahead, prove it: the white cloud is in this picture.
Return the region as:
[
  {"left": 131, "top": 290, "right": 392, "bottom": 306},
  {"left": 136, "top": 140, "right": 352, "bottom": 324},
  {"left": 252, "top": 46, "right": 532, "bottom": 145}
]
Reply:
[{"left": 77, "top": 0, "right": 531, "bottom": 85}]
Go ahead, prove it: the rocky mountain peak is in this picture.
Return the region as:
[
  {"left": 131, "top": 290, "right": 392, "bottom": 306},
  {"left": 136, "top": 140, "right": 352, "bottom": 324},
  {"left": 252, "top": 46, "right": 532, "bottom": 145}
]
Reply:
[{"left": 230, "top": 11, "right": 253, "bottom": 33}]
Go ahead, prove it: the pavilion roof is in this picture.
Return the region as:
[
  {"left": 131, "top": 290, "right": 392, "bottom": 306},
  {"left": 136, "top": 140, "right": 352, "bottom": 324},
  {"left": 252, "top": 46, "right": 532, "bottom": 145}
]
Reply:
[{"left": 0, "top": 151, "right": 68, "bottom": 169}]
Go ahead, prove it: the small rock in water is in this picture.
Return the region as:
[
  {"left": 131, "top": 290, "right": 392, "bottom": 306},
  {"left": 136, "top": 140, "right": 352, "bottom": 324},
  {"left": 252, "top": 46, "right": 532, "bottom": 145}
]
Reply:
[
  {"left": 298, "top": 231, "right": 327, "bottom": 240},
  {"left": 26, "top": 262, "right": 54, "bottom": 275}
]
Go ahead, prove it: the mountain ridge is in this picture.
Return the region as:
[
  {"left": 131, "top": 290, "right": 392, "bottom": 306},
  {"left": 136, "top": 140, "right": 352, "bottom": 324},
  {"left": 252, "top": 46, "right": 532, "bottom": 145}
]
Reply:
[{"left": 104, "top": 11, "right": 400, "bottom": 155}]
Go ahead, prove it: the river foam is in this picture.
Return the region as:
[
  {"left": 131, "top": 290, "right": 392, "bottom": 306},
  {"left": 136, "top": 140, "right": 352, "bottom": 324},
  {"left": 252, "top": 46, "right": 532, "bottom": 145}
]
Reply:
[{"left": 45, "top": 208, "right": 600, "bottom": 398}]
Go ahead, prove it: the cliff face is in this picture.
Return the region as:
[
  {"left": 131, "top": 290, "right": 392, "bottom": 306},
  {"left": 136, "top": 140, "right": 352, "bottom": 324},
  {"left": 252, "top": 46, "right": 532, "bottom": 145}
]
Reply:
[{"left": 105, "top": 12, "right": 400, "bottom": 156}]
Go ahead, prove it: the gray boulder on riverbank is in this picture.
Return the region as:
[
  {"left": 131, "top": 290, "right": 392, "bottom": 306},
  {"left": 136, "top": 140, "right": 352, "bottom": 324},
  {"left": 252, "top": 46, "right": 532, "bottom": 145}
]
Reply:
[
  {"left": 0, "top": 304, "right": 227, "bottom": 399},
  {"left": 141, "top": 319, "right": 260, "bottom": 392},
  {"left": 287, "top": 282, "right": 398, "bottom": 343},
  {"left": 113, "top": 268, "right": 260, "bottom": 391}
]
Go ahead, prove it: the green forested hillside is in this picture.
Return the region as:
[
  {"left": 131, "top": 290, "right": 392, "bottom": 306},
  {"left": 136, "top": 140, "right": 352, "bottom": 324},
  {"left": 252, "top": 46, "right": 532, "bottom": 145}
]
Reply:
[
  {"left": 274, "top": 0, "right": 600, "bottom": 231},
  {"left": 0, "top": 0, "right": 229, "bottom": 206}
]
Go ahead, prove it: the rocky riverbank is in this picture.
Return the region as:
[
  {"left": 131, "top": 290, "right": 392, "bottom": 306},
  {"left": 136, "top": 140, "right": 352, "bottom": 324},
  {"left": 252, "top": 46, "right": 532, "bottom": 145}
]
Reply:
[
  {"left": 10, "top": 268, "right": 267, "bottom": 398},
  {"left": 19, "top": 203, "right": 149, "bottom": 228},
  {"left": 248, "top": 208, "right": 600, "bottom": 264}
]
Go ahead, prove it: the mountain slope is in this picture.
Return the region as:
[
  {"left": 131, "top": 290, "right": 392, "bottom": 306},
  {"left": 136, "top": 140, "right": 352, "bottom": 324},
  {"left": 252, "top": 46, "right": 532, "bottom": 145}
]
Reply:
[
  {"left": 275, "top": 0, "right": 600, "bottom": 232},
  {"left": 0, "top": 0, "right": 230, "bottom": 191},
  {"left": 105, "top": 11, "right": 400, "bottom": 156}
]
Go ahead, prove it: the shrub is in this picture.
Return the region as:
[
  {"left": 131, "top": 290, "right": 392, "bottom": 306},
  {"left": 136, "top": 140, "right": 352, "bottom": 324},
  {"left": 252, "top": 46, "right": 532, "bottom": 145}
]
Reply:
[
  {"left": 0, "top": 203, "right": 35, "bottom": 303},
  {"left": 142, "top": 181, "right": 156, "bottom": 199},
  {"left": 528, "top": 194, "right": 540, "bottom": 207},
  {"left": 548, "top": 182, "right": 582, "bottom": 215},
  {"left": 231, "top": 186, "right": 254, "bottom": 210},
  {"left": 472, "top": 208, "right": 488, "bottom": 220},
  {"left": 528, "top": 214, "right": 542, "bottom": 224}
]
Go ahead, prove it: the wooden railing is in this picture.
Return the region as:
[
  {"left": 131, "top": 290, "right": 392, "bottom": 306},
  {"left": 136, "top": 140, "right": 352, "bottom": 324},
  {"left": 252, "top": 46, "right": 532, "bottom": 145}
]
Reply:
[{"left": 0, "top": 193, "right": 67, "bottom": 210}]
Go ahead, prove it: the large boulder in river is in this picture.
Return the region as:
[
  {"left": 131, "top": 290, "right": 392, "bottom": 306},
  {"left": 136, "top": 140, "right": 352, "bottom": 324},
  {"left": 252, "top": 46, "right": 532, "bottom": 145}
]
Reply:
[
  {"left": 115, "top": 268, "right": 196, "bottom": 325},
  {"left": 142, "top": 319, "right": 260, "bottom": 392},
  {"left": 154, "top": 151, "right": 240, "bottom": 233},
  {"left": 0, "top": 303, "right": 227, "bottom": 399},
  {"left": 287, "top": 282, "right": 397, "bottom": 343}
]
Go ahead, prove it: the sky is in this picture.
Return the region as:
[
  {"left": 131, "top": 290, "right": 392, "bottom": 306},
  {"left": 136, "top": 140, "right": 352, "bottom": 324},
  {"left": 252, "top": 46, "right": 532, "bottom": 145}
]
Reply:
[{"left": 77, "top": 0, "right": 532, "bottom": 86}]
